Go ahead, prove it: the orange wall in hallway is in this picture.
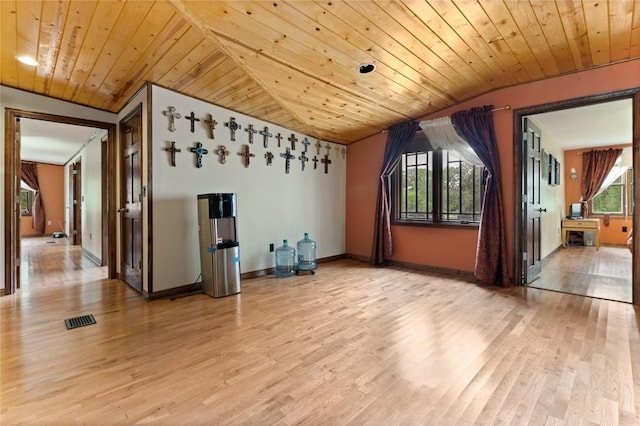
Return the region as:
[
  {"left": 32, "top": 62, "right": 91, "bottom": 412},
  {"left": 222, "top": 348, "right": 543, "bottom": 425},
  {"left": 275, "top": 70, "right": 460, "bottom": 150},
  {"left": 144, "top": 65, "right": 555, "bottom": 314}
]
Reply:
[
  {"left": 21, "top": 163, "right": 65, "bottom": 237},
  {"left": 346, "top": 59, "right": 640, "bottom": 279},
  {"left": 563, "top": 144, "right": 633, "bottom": 246}
]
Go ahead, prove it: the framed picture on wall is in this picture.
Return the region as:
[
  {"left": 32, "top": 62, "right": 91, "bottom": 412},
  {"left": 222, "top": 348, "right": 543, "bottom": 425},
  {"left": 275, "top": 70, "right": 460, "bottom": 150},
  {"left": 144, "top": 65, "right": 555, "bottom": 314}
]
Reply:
[
  {"left": 554, "top": 159, "right": 561, "bottom": 185},
  {"left": 541, "top": 149, "right": 550, "bottom": 184},
  {"left": 549, "top": 156, "right": 557, "bottom": 186}
]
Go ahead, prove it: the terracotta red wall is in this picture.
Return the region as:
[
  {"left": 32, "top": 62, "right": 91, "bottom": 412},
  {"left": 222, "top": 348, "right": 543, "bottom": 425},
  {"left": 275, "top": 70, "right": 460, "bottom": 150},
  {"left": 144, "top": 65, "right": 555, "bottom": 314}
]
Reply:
[
  {"left": 346, "top": 59, "right": 640, "bottom": 278},
  {"left": 564, "top": 144, "right": 633, "bottom": 246},
  {"left": 21, "top": 163, "right": 65, "bottom": 237}
]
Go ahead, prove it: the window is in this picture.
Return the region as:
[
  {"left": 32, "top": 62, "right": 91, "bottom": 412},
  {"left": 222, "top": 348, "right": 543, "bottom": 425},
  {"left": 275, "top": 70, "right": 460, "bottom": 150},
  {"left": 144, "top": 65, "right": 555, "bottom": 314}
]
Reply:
[
  {"left": 394, "top": 146, "right": 485, "bottom": 225},
  {"left": 21, "top": 188, "right": 34, "bottom": 216},
  {"left": 590, "top": 168, "right": 632, "bottom": 215}
]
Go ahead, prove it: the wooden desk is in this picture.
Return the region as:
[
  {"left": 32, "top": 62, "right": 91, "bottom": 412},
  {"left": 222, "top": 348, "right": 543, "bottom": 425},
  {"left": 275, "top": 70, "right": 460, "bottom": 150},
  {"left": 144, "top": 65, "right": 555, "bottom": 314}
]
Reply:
[{"left": 561, "top": 218, "right": 600, "bottom": 250}]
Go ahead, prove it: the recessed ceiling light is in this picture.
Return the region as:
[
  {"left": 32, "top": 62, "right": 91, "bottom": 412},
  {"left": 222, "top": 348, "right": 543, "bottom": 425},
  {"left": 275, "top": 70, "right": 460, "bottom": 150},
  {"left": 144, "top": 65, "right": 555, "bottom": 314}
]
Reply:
[
  {"left": 16, "top": 56, "right": 39, "bottom": 67},
  {"left": 357, "top": 62, "right": 376, "bottom": 74}
]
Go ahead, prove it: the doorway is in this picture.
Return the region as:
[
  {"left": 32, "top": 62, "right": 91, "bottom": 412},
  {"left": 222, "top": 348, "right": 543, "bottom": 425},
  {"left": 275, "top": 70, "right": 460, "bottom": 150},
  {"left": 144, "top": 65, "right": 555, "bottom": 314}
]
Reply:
[
  {"left": 3, "top": 109, "right": 117, "bottom": 296},
  {"left": 514, "top": 89, "right": 640, "bottom": 305}
]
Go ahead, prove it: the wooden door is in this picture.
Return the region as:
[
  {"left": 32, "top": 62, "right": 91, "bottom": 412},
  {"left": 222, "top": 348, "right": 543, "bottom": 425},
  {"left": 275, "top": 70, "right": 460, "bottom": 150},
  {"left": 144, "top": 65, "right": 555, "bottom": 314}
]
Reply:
[
  {"left": 120, "top": 108, "right": 143, "bottom": 292},
  {"left": 523, "top": 118, "right": 544, "bottom": 283},
  {"left": 70, "top": 160, "right": 82, "bottom": 245},
  {"left": 13, "top": 119, "right": 22, "bottom": 291}
]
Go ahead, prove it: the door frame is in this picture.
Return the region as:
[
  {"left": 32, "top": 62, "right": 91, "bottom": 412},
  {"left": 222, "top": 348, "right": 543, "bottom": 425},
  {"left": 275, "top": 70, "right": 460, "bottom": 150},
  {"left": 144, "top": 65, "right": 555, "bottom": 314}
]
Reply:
[
  {"left": 3, "top": 109, "right": 117, "bottom": 296},
  {"left": 71, "top": 158, "right": 82, "bottom": 246},
  {"left": 512, "top": 88, "right": 640, "bottom": 304}
]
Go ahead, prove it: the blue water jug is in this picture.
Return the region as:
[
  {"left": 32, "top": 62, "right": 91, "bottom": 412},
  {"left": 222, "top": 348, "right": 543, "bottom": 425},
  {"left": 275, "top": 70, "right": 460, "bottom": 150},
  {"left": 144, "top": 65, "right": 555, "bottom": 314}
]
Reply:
[
  {"left": 297, "top": 233, "right": 317, "bottom": 271},
  {"left": 275, "top": 240, "right": 296, "bottom": 278}
]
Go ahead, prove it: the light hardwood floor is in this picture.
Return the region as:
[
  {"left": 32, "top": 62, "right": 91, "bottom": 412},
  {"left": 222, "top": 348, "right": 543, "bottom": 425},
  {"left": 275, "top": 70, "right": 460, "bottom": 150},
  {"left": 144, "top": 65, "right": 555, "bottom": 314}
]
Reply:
[
  {"left": 2, "top": 240, "right": 640, "bottom": 424},
  {"left": 533, "top": 245, "right": 632, "bottom": 303},
  {"left": 19, "top": 236, "right": 107, "bottom": 290}
]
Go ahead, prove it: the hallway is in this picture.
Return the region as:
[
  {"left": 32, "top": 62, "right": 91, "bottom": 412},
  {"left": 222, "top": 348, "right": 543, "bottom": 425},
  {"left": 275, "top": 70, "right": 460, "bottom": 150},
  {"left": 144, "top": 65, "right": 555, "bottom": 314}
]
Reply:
[{"left": 19, "top": 236, "right": 107, "bottom": 291}]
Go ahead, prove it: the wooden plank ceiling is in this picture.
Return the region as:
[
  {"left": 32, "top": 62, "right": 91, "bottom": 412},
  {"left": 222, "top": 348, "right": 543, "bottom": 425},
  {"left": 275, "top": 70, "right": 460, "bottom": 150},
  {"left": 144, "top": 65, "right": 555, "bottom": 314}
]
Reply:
[{"left": 2, "top": 0, "right": 639, "bottom": 144}]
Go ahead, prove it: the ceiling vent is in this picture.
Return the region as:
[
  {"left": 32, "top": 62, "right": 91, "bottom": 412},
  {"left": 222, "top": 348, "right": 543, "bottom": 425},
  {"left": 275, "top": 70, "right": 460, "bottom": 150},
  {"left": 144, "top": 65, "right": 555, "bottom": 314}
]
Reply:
[{"left": 357, "top": 63, "right": 376, "bottom": 74}]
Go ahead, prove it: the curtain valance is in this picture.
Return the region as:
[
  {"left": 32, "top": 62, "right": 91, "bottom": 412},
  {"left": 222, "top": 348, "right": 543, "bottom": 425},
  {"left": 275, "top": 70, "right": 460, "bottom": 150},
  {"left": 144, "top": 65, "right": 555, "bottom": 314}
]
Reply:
[{"left": 418, "top": 116, "right": 483, "bottom": 167}]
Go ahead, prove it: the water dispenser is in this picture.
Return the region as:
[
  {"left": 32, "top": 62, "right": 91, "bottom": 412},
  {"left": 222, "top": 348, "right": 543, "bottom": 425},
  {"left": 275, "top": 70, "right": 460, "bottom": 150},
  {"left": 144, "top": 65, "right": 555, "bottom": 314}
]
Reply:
[{"left": 197, "top": 193, "right": 241, "bottom": 297}]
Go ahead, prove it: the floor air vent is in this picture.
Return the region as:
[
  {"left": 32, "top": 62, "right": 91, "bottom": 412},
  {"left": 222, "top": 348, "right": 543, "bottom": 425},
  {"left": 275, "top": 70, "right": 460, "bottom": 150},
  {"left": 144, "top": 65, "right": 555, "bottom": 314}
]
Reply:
[{"left": 64, "top": 314, "right": 96, "bottom": 330}]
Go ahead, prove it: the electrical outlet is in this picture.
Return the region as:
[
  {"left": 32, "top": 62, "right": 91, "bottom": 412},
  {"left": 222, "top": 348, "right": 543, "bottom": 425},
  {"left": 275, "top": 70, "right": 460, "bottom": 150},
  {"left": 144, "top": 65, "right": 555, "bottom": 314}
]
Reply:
[
  {"left": 47, "top": 220, "right": 52, "bottom": 225},
  {"left": 623, "top": 226, "right": 628, "bottom": 232},
  {"left": 269, "top": 243, "right": 274, "bottom": 252}
]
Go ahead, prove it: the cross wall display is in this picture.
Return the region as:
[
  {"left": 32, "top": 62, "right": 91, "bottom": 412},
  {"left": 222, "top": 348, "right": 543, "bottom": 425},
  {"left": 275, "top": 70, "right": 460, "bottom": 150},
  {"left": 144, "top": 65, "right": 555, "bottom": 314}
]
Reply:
[
  {"left": 162, "top": 106, "right": 181, "bottom": 132},
  {"left": 159, "top": 106, "right": 342, "bottom": 173},
  {"left": 204, "top": 114, "right": 218, "bottom": 139},
  {"left": 163, "top": 141, "right": 181, "bottom": 167}
]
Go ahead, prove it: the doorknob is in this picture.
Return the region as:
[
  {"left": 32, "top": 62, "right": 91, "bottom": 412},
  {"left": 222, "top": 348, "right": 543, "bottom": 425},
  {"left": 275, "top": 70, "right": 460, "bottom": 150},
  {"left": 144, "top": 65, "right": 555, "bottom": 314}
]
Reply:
[
  {"left": 117, "top": 207, "right": 129, "bottom": 213},
  {"left": 538, "top": 208, "right": 547, "bottom": 212}
]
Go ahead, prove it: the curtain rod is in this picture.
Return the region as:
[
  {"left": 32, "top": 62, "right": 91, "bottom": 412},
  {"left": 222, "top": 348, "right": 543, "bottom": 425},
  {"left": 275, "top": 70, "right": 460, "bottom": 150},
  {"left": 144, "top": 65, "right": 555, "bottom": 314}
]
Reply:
[
  {"left": 491, "top": 105, "right": 511, "bottom": 112},
  {"left": 381, "top": 105, "right": 511, "bottom": 133},
  {"left": 577, "top": 147, "right": 627, "bottom": 155}
]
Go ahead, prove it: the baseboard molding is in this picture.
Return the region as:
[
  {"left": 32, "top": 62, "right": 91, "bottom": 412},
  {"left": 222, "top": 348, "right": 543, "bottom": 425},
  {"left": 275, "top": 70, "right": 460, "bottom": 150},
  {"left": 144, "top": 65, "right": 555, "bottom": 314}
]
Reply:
[
  {"left": 144, "top": 283, "right": 203, "bottom": 301},
  {"left": 240, "top": 254, "right": 347, "bottom": 280},
  {"left": 143, "top": 254, "right": 351, "bottom": 297},
  {"left": 345, "top": 253, "right": 371, "bottom": 263},
  {"left": 81, "top": 248, "right": 102, "bottom": 266},
  {"left": 345, "top": 253, "right": 476, "bottom": 281},
  {"left": 542, "top": 244, "right": 563, "bottom": 265},
  {"left": 390, "top": 260, "right": 476, "bottom": 281}
]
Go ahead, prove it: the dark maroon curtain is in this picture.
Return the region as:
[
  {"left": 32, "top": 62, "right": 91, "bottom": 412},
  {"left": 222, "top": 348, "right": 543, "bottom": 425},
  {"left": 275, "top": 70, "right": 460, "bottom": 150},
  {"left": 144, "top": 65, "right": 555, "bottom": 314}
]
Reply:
[
  {"left": 581, "top": 148, "right": 622, "bottom": 217},
  {"left": 21, "top": 162, "right": 46, "bottom": 234},
  {"left": 371, "top": 120, "right": 419, "bottom": 265},
  {"left": 451, "top": 106, "right": 509, "bottom": 287}
]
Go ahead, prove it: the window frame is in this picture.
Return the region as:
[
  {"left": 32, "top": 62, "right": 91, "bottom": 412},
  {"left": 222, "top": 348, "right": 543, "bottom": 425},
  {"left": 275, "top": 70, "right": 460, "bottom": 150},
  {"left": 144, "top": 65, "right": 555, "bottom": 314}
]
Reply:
[
  {"left": 20, "top": 188, "right": 34, "bottom": 217},
  {"left": 588, "top": 168, "right": 632, "bottom": 217},
  {"left": 392, "top": 148, "right": 485, "bottom": 229}
]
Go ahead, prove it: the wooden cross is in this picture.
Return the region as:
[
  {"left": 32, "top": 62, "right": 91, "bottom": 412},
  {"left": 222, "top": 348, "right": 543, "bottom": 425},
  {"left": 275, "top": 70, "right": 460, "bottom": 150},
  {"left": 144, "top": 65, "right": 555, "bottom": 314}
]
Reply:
[
  {"left": 325, "top": 143, "right": 331, "bottom": 156},
  {"left": 185, "top": 111, "right": 200, "bottom": 133},
  {"left": 335, "top": 145, "right": 341, "bottom": 157},
  {"left": 162, "top": 141, "right": 181, "bottom": 167},
  {"left": 321, "top": 154, "right": 332, "bottom": 174},
  {"left": 245, "top": 124, "right": 257, "bottom": 144},
  {"left": 259, "top": 126, "right": 273, "bottom": 148},
  {"left": 288, "top": 133, "right": 298, "bottom": 151},
  {"left": 224, "top": 117, "right": 241, "bottom": 141},
  {"left": 237, "top": 145, "right": 255, "bottom": 168},
  {"left": 312, "top": 156, "right": 319, "bottom": 170},
  {"left": 275, "top": 133, "right": 283, "bottom": 147},
  {"left": 301, "top": 138, "right": 311, "bottom": 152},
  {"left": 265, "top": 151, "right": 274, "bottom": 166},
  {"left": 341, "top": 147, "right": 347, "bottom": 159},
  {"left": 298, "top": 151, "right": 309, "bottom": 171},
  {"left": 280, "top": 148, "right": 295, "bottom": 174},
  {"left": 188, "top": 142, "right": 208, "bottom": 168},
  {"left": 315, "top": 140, "right": 322, "bottom": 155},
  {"left": 162, "top": 106, "right": 181, "bottom": 132},
  {"left": 215, "top": 145, "right": 230, "bottom": 164},
  {"left": 204, "top": 114, "right": 218, "bottom": 139}
]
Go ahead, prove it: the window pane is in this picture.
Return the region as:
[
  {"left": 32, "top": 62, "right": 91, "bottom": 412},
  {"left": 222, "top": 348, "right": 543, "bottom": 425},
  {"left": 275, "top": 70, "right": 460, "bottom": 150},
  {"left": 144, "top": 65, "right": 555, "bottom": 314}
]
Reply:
[
  {"left": 441, "top": 150, "right": 483, "bottom": 222},
  {"left": 20, "top": 189, "right": 33, "bottom": 216},
  {"left": 399, "top": 151, "right": 432, "bottom": 220},
  {"left": 592, "top": 185, "right": 623, "bottom": 213}
]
